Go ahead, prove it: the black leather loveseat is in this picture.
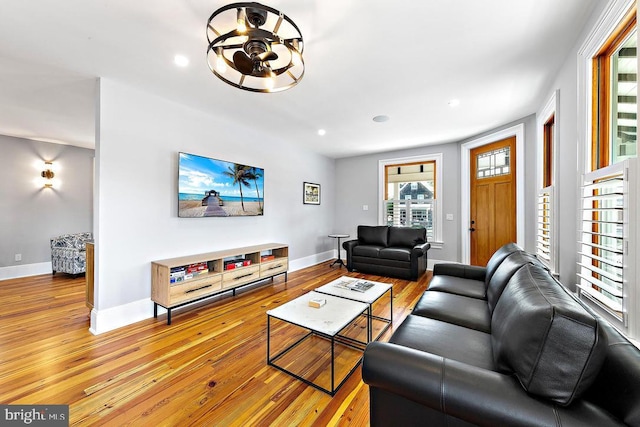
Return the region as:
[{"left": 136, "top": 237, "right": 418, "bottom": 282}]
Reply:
[
  {"left": 362, "top": 243, "right": 640, "bottom": 426},
  {"left": 342, "top": 225, "right": 431, "bottom": 280}
]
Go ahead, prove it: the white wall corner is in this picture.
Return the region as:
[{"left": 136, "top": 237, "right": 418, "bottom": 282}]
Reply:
[{"left": 89, "top": 298, "right": 154, "bottom": 335}]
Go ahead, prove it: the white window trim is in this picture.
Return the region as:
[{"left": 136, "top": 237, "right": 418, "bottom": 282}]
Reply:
[
  {"left": 537, "top": 90, "right": 560, "bottom": 275},
  {"left": 378, "top": 153, "right": 443, "bottom": 248},
  {"left": 460, "top": 124, "right": 525, "bottom": 264},
  {"left": 577, "top": 0, "right": 636, "bottom": 173}
]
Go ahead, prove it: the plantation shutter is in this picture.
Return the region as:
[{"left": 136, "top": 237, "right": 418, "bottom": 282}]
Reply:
[{"left": 577, "top": 161, "right": 634, "bottom": 323}]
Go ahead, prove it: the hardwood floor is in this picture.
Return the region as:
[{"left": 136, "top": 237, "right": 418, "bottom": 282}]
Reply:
[{"left": 0, "top": 263, "right": 431, "bottom": 426}]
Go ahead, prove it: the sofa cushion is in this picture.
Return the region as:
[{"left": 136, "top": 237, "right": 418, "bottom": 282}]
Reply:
[
  {"left": 358, "top": 225, "right": 388, "bottom": 247},
  {"left": 390, "top": 315, "right": 495, "bottom": 370},
  {"left": 388, "top": 226, "right": 426, "bottom": 248},
  {"left": 491, "top": 264, "right": 607, "bottom": 406},
  {"left": 486, "top": 250, "right": 541, "bottom": 313},
  {"left": 378, "top": 247, "right": 412, "bottom": 262},
  {"left": 353, "top": 245, "right": 384, "bottom": 258},
  {"left": 412, "top": 291, "right": 491, "bottom": 333},
  {"left": 484, "top": 242, "right": 522, "bottom": 285},
  {"left": 427, "top": 274, "right": 486, "bottom": 299}
]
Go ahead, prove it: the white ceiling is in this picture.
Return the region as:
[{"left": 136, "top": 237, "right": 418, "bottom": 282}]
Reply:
[{"left": 0, "top": 0, "right": 599, "bottom": 158}]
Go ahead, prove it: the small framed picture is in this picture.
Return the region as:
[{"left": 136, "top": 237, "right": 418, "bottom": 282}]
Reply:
[{"left": 303, "top": 182, "right": 321, "bottom": 205}]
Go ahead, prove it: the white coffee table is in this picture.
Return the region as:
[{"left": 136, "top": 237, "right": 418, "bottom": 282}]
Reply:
[
  {"left": 314, "top": 276, "right": 393, "bottom": 343},
  {"left": 266, "top": 291, "right": 369, "bottom": 395}
]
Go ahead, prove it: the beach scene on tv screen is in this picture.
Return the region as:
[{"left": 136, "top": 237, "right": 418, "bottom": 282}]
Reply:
[{"left": 178, "top": 152, "right": 264, "bottom": 217}]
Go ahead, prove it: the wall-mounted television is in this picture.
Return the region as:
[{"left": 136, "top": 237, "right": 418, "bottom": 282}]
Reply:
[{"left": 178, "top": 152, "right": 264, "bottom": 217}]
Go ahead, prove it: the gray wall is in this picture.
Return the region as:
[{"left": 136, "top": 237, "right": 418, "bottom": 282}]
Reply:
[{"left": 0, "top": 134, "right": 93, "bottom": 270}]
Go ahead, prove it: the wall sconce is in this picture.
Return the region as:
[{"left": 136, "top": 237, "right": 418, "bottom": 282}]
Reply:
[{"left": 41, "top": 162, "right": 55, "bottom": 188}]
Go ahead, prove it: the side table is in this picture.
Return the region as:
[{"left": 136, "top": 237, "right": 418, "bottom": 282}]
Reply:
[{"left": 328, "top": 234, "right": 349, "bottom": 268}]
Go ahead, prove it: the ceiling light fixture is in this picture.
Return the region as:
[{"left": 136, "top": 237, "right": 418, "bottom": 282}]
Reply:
[
  {"left": 206, "top": 2, "right": 305, "bottom": 93},
  {"left": 317, "top": 129, "right": 326, "bottom": 136}
]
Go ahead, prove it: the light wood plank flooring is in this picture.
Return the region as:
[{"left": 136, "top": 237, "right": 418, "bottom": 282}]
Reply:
[{"left": 0, "top": 262, "right": 431, "bottom": 426}]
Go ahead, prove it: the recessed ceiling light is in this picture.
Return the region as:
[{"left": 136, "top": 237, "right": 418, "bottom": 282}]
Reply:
[
  {"left": 317, "top": 129, "right": 326, "bottom": 136},
  {"left": 174, "top": 55, "right": 189, "bottom": 67},
  {"left": 372, "top": 115, "right": 390, "bottom": 123},
  {"left": 448, "top": 99, "right": 460, "bottom": 107}
]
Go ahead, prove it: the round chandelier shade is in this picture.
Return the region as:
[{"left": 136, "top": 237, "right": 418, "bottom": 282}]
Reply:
[{"left": 206, "top": 2, "right": 305, "bottom": 93}]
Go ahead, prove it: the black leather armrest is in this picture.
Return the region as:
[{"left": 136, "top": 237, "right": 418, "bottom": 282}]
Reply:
[
  {"left": 342, "top": 239, "right": 359, "bottom": 251},
  {"left": 433, "top": 263, "right": 486, "bottom": 281},
  {"left": 342, "top": 239, "right": 359, "bottom": 271},
  {"left": 411, "top": 242, "right": 431, "bottom": 257},
  {"left": 362, "top": 342, "right": 613, "bottom": 426}
]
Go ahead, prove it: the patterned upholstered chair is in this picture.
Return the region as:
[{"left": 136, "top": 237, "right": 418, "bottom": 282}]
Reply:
[{"left": 50, "top": 232, "right": 93, "bottom": 275}]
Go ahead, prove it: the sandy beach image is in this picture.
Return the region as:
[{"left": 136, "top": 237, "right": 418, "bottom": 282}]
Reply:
[{"left": 179, "top": 200, "right": 262, "bottom": 217}]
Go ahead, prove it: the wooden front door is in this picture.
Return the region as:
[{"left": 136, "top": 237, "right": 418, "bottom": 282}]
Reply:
[{"left": 470, "top": 137, "right": 517, "bottom": 266}]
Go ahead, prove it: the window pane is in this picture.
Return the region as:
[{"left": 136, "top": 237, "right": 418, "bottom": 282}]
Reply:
[
  {"left": 385, "top": 162, "right": 435, "bottom": 199},
  {"left": 611, "top": 28, "right": 637, "bottom": 164},
  {"left": 476, "top": 147, "right": 510, "bottom": 178}
]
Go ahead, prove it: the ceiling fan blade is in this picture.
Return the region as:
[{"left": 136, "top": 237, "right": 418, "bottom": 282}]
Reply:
[
  {"left": 233, "top": 51, "right": 254, "bottom": 75},
  {"left": 257, "top": 51, "right": 278, "bottom": 62}
]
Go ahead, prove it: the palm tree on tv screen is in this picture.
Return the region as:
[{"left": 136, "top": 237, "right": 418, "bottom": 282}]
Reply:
[
  {"left": 248, "top": 167, "right": 263, "bottom": 210},
  {"left": 223, "top": 164, "right": 251, "bottom": 211}
]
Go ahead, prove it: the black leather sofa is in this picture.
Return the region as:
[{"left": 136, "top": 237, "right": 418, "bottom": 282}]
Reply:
[
  {"left": 342, "top": 225, "right": 431, "bottom": 280},
  {"left": 362, "top": 243, "right": 640, "bottom": 426}
]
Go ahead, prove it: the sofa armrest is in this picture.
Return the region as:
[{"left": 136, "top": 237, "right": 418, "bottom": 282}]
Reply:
[
  {"left": 342, "top": 239, "right": 359, "bottom": 271},
  {"left": 362, "top": 342, "right": 616, "bottom": 426},
  {"left": 411, "top": 242, "right": 431, "bottom": 257},
  {"left": 432, "top": 263, "right": 486, "bottom": 281},
  {"left": 342, "top": 239, "right": 359, "bottom": 251}
]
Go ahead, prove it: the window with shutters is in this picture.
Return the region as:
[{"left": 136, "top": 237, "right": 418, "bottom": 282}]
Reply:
[
  {"left": 537, "top": 111, "right": 556, "bottom": 270},
  {"left": 578, "top": 163, "right": 631, "bottom": 322},
  {"left": 578, "top": 2, "right": 639, "bottom": 338}
]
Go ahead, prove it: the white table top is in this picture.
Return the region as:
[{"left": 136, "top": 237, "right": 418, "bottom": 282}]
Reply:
[
  {"left": 267, "top": 291, "right": 368, "bottom": 336},
  {"left": 328, "top": 234, "right": 350, "bottom": 238},
  {"left": 315, "top": 276, "right": 392, "bottom": 304}
]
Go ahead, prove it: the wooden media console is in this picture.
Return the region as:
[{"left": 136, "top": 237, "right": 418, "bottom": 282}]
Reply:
[{"left": 151, "top": 243, "right": 288, "bottom": 324}]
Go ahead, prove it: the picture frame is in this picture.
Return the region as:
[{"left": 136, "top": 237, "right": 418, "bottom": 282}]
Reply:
[{"left": 303, "top": 182, "right": 321, "bottom": 205}]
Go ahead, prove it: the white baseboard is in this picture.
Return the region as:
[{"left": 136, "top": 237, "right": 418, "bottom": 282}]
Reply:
[
  {"left": 289, "top": 250, "right": 334, "bottom": 272},
  {"left": 89, "top": 298, "right": 153, "bottom": 335},
  {"left": 0, "top": 262, "right": 52, "bottom": 280}
]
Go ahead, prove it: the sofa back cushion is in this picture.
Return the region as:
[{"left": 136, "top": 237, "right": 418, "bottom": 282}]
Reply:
[
  {"left": 485, "top": 242, "right": 522, "bottom": 285},
  {"left": 583, "top": 318, "right": 640, "bottom": 426},
  {"left": 491, "top": 264, "right": 607, "bottom": 406},
  {"left": 358, "top": 226, "right": 389, "bottom": 247},
  {"left": 486, "top": 251, "right": 541, "bottom": 312},
  {"left": 388, "top": 227, "right": 426, "bottom": 248}
]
